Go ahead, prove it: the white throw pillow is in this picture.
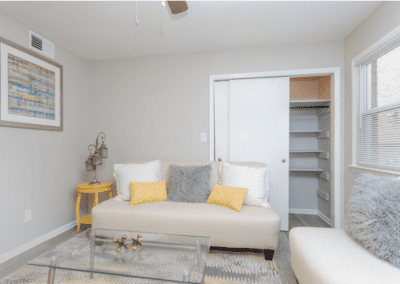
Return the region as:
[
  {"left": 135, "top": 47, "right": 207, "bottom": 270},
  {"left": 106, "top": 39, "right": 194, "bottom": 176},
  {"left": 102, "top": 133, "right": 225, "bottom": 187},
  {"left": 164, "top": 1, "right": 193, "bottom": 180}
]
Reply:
[
  {"left": 113, "top": 160, "right": 161, "bottom": 201},
  {"left": 221, "top": 162, "right": 270, "bottom": 208}
]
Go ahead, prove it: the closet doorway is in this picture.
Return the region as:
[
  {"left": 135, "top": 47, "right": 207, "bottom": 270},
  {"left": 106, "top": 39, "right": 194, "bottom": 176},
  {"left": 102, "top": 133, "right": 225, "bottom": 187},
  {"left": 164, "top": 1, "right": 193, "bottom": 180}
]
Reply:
[
  {"left": 210, "top": 68, "right": 342, "bottom": 231},
  {"left": 289, "top": 76, "right": 332, "bottom": 229}
]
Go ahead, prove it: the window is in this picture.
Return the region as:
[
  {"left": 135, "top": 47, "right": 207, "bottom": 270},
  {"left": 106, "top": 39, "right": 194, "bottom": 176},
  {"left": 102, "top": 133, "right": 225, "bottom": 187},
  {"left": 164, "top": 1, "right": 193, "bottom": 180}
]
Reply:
[{"left": 356, "top": 37, "right": 400, "bottom": 171}]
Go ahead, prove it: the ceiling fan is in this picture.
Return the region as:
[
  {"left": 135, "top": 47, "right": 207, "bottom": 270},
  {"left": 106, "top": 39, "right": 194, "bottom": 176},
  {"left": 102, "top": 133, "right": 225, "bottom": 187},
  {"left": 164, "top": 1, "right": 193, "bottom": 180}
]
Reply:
[
  {"left": 136, "top": 1, "right": 188, "bottom": 25},
  {"left": 161, "top": 1, "right": 188, "bottom": 14}
]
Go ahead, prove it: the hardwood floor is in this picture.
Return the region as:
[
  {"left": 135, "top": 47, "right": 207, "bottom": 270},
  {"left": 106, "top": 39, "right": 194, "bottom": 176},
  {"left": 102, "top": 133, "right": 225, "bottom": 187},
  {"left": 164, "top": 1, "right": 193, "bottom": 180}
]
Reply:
[
  {"left": 0, "top": 214, "right": 330, "bottom": 283},
  {"left": 289, "top": 213, "right": 330, "bottom": 230}
]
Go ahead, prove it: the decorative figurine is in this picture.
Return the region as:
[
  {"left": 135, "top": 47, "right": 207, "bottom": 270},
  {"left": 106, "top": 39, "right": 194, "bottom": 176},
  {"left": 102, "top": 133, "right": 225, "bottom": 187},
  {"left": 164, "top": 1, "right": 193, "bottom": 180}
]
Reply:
[
  {"left": 113, "top": 235, "right": 130, "bottom": 252},
  {"left": 130, "top": 234, "right": 144, "bottom": 251},
  {"left": 113, "top": 234, "right": 143, "bottom": 252}
]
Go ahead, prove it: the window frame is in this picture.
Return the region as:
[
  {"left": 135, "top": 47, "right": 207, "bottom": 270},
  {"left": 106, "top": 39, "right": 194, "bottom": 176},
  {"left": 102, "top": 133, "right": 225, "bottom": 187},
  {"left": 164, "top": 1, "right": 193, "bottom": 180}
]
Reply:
[{"left": 351, "top": 25, "right": 400, "bottom": 174}]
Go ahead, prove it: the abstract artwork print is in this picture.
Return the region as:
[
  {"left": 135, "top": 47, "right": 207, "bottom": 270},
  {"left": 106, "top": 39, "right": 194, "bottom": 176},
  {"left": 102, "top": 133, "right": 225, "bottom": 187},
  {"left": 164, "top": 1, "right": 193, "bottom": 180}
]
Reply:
[{"left": 7, "top": 54, "right": 55, "bottom": 120}]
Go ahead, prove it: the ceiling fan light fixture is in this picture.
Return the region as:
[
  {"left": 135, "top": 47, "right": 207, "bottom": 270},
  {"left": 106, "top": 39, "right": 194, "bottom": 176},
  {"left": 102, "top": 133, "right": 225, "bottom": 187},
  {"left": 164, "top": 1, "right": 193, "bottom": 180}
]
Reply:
[{"left": 167, "top": 1, "right": 188, "bottom": 14}]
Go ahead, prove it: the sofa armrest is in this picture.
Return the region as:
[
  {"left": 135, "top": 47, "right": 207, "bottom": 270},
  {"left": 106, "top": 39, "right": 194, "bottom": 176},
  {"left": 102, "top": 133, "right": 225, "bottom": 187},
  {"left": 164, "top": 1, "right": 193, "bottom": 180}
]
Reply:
[{"left": 289, "top": 227, "right": 400, "bottom": 284}]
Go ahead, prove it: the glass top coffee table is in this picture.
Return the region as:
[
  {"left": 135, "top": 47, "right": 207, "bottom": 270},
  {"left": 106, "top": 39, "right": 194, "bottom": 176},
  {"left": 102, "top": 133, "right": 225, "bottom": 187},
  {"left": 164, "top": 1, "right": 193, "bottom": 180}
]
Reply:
[{"left": 29, "top": 228, "right": 211, "bottom": 284}]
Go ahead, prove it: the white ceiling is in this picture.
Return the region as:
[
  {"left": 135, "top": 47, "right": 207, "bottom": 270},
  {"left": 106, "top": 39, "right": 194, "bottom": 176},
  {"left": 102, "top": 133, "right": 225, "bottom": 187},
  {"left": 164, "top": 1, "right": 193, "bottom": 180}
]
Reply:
[{"left": 0, "top": 1, "right": 381, "bottom": 61}]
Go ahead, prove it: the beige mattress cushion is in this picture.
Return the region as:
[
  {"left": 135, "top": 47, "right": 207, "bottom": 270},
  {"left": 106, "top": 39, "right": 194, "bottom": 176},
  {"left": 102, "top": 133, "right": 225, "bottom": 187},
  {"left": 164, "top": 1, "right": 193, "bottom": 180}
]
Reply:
[
  {"left": 289, "top": 227, "right": 400, "bottom": 284},
  {"left": 92, "top": 199, "right": 281, "bottom": 250}
]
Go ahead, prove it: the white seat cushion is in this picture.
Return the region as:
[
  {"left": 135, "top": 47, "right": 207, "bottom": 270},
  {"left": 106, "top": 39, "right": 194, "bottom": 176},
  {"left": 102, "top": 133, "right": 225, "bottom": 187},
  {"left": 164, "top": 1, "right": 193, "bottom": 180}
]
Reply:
[
  {"left": 92, "top": 199, "right": 281, "bottom": 250},
  {"left": 289, "top": 227, "right": 400, "bottom": 284}
]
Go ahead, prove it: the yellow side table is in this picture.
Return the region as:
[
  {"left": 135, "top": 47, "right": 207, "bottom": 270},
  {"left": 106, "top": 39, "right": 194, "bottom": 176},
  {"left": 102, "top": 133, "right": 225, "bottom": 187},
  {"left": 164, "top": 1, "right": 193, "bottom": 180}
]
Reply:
[{"left": 76, "top": 181, "right": 113, "bottom": 232}]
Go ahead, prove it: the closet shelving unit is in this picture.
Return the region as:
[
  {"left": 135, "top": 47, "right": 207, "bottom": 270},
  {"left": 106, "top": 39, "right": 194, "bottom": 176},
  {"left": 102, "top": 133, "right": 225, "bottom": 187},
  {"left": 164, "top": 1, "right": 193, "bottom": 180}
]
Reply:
[
  {"left": 290, "top": 130, "right": 322, "bottom": 133},
  {"left": 289, "top": 150, "right": 323, "bottom": 153},
  {"left": 289, "top": 99, "right": 330, "bottom": 175},
  {"left": 290, "top": 100, "right": 330, "bottom": 108},
  {"left": 289, "top": 167, "right": 324, "bottom": 172},
  {"left": 289, "top": 76, "right": 332, "bottom": 221}
]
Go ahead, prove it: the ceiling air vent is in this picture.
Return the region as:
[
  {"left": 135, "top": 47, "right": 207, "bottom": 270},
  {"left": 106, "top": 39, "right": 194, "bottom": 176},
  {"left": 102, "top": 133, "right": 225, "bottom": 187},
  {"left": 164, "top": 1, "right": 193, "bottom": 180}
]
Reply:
[{"left": 29, "top": 31, "right": 55, "bottom": 59}]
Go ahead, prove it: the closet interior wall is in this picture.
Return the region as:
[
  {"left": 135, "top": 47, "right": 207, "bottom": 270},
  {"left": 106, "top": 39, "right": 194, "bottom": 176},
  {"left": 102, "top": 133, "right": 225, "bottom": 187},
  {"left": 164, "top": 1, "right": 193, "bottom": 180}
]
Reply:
[
  {"left": 317, "top": 105, "right": 331, "bottom": 221},
  {"left": 289, "top": 108, "right": 319, "bottom": 211}
]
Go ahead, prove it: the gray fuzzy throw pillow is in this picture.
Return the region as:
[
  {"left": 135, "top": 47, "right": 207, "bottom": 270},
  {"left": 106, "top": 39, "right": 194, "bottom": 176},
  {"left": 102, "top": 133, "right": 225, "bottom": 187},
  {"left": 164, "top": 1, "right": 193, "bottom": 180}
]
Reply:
[
  {"left": 167, "top": 165, "right": 211, "bottom": 203},
  {"left": 346, "top": 173, "right": 400, "bottom": 268}
]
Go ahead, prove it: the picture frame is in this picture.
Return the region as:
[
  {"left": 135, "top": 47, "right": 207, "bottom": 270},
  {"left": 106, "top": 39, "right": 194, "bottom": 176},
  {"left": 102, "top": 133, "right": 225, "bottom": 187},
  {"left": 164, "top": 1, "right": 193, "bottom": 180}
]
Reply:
[{"left": 0, "top": 36, "right": 63, "bottom": 131}]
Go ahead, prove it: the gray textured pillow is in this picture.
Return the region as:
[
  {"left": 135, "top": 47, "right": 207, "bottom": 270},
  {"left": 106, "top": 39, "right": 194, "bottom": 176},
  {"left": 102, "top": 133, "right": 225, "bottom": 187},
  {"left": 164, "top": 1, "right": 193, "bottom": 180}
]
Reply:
[
  {"left": 167, "top": 165, "right": 211, "bottom": 203},
  {"left": 346, "top": 173, "right": 400, "bottom": 268}
]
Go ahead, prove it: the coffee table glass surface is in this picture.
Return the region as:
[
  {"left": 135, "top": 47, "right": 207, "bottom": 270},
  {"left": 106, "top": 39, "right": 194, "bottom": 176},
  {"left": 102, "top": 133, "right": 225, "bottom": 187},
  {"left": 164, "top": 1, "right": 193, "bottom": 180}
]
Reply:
[{"left": 29, "top": 228, "right": 212, "bottom": 284}]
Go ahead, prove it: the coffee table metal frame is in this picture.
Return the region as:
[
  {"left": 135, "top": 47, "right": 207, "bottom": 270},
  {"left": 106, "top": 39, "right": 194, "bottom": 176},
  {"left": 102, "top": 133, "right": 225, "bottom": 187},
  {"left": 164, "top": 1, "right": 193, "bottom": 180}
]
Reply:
[{"left": 29, "top": 228, "right": 211, "bottom": 284}]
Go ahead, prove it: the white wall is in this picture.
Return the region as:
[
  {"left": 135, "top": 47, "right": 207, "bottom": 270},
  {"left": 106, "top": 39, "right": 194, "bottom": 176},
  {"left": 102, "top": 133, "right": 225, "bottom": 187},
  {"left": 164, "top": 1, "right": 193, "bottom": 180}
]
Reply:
[
  {"left": 344, "top": 2, "right": 400, "bottom": 220},
  {"left": 0, "top": 11, "right": 92, "bottom": 258},
  {"left": 88, "top": 40, "right": 345, "bottom": 189}
]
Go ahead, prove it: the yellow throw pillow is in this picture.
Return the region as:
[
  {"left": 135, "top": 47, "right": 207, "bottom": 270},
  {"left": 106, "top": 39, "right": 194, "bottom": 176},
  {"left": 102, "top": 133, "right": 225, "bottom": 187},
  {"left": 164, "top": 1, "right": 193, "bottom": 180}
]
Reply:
[
  {"left": 206, "top": 184, "right": 248, "bottom": 212},
  {"left": 130, "top": 180, "right": 167, "bottom": 206}
]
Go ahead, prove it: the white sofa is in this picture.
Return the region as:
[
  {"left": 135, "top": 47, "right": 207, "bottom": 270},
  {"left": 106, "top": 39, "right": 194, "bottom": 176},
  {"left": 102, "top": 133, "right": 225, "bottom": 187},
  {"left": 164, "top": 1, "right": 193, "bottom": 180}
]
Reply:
[
  {"left": 92, "top": 161, "right": 281, "bottom": 260},
  {"left": 289, "top": 227, "right": 400, "bottom": 284}
]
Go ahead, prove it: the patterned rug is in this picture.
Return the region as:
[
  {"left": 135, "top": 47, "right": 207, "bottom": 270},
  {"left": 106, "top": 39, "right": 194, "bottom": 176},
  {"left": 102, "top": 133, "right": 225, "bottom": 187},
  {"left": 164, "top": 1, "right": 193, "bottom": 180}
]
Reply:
[{"left": 0, "top": 251, "right": 282, "bottom": 284}]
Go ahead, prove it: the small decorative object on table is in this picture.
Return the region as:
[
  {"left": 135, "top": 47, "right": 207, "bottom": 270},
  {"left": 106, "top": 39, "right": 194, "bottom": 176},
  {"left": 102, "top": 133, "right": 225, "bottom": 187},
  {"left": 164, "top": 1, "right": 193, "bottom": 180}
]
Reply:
[
  {"left": 131, "top": 234, "right": 144, "bottom": 251},
  {"left": 113, "top": 234, "right": 144, "bottom": 252},
  {"left": 113, "top": 235, "right": 129, "bottom": 252},
  {"left": 85, "top": 132, "right": 108, "bottom": 185}
]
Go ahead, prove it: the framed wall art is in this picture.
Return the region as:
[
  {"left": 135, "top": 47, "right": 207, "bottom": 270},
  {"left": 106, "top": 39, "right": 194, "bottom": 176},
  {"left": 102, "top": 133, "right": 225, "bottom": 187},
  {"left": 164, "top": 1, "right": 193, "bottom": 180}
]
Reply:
[{"left": 0, "top": 36, "right": 63, "bottom": 131}]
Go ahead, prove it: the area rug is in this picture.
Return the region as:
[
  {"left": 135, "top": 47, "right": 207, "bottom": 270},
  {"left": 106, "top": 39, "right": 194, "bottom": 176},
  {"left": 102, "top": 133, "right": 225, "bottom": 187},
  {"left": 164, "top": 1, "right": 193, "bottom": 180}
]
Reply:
[{"left": 0, "top": 251, "right": 282, "bottom": 284}]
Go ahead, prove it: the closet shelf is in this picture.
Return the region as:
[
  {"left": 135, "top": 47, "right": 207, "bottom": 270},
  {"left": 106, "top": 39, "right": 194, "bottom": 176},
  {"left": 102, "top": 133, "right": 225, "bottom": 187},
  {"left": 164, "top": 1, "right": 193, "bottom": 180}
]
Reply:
[
  {"left": 290, "top": 130, "right": 322, "bottom": 133},
  {"left": 289, "top": 168, "right": 324, "bottom": 172},
  {"left": 290, "top": 100, "right": 330, "bottom": 109},
  {"left": 290, "top": 150, "right": 323, "bottom": 153}
]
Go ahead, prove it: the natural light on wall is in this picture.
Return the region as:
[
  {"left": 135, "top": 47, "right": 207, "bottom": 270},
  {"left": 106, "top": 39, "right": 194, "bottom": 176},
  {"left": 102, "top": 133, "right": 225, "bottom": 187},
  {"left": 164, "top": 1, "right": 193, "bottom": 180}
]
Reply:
[{"left": 357, "top": 41, "right": 400, "bottom": 171}]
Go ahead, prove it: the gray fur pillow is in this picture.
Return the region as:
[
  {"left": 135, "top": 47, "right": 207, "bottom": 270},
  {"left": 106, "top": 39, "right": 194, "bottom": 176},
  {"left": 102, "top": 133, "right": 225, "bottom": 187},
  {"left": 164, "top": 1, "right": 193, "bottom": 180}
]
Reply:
[
  {"left": 346, "top": 173, "right": 400, "bottom": 268},
  {"left": 167, "top": 165, "right": 211, "bottom": 203}
]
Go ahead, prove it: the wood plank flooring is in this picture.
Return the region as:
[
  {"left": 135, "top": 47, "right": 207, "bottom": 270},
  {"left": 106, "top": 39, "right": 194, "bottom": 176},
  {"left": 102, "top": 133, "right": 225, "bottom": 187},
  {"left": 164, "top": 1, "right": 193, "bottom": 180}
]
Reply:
[
  {"left": 289, "top": 213, "right": 330, "bottom": 230},
  {"left": 0, "top": 214, "right": 330, "bottom": 283}
]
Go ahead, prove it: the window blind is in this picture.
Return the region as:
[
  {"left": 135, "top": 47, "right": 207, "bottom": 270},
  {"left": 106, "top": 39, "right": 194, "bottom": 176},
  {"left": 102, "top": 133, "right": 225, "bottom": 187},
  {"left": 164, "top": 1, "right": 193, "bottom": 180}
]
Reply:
[{"left": 356, "top": 38, "right": 400, "bottom": 171}]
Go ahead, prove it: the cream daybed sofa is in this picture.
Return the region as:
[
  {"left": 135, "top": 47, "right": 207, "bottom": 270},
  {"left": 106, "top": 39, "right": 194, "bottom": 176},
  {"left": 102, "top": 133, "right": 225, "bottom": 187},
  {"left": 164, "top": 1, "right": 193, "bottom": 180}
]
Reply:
[
  {"left": 92, "top": 161, "right": 281, "bottom": 260},
  {"left": 289, "top": 227, "right": 400, "bottom": 284}
]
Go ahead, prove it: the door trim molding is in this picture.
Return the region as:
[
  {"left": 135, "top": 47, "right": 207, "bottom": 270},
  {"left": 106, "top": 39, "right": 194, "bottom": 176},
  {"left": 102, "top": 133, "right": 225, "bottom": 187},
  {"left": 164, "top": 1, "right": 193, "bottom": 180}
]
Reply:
[{"left": 209, "top": 67, "right": 342, "bottom": 229}]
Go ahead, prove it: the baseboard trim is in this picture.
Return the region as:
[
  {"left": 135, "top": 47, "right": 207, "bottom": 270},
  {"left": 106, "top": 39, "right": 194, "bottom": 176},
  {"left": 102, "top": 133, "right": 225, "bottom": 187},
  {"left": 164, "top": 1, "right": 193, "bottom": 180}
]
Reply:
[
  {"left": 0, "top": 221, "right": 76, "bottom": 265},
  {"left": 289, "top": 208, "right": 318, "bottom": 215},
  {"left": 317, "top": 210, "right": 332, "bottom": 226}
]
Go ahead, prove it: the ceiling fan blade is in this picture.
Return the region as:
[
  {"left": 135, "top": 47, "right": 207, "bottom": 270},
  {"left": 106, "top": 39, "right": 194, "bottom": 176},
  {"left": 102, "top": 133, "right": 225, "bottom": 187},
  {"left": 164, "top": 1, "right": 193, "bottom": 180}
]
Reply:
[{"left": 167, "top": 1, "right": 188, "bottom": 14}]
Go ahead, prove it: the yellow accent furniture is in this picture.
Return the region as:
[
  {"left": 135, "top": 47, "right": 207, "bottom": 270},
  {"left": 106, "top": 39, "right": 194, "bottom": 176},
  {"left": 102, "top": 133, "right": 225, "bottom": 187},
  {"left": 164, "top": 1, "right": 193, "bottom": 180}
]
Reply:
[
  {"left": 206, "top": 184, "right": 248, "bottom": 212},
  {"left": 76, "top": 181, "right": 113, "bottom": 232},
  {"left": 130, "top": 180, "right": 167, "bottom": 206}
]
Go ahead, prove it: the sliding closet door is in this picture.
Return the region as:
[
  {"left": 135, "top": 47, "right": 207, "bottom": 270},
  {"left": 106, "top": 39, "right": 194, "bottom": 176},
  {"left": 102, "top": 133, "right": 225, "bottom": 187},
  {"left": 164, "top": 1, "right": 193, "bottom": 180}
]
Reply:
[
  {"left": 229, "top": 77, "right": 290, "bottom": 231},
  {"left": 214, "top": 81, "right": 230, "bottom": 162}
]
